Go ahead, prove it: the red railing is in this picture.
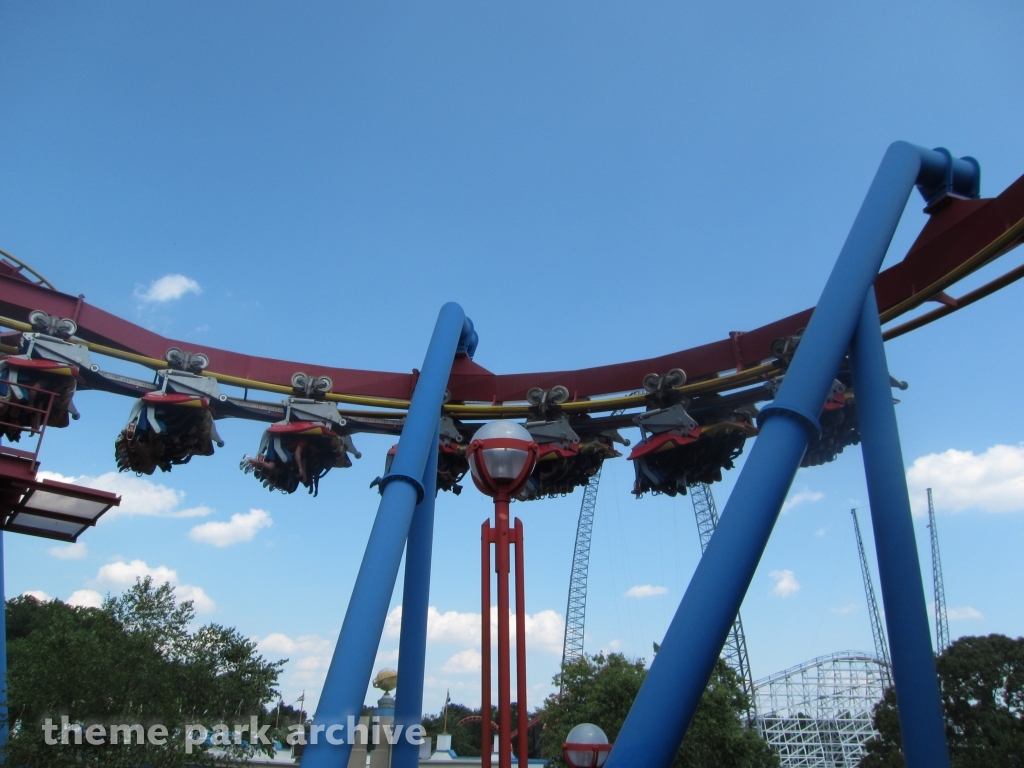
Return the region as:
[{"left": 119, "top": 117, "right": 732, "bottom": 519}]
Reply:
[{"left": 0, "top": 375, "right": 58, "bottom": 466}]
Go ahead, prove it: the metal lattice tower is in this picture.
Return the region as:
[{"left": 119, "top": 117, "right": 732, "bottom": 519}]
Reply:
[
  {"left": 561, "top": 464, "right": 602, "bottom": 671},
  {"left": 851, "top": 509, "right": 892, "bottom": 687},
  {"left": 690, "top": 482, "right": 757, "bottom": 721},
  {"left": 754, "top": 652, "right": 889, "bottom": 767},
  {"left": 927, "top": 488, "right": 950, "bottom": 653}
]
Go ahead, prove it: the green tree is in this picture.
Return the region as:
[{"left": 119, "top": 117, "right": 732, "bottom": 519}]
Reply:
[
  {"left": 3, "top": 578, "right": 285, "bottom": 767},
  {"left": 421, "top": 701, "right": 540, "bottom": 758},
  {"left": 538, "top": 652, "right": 778, "bottom": 768},
  {"left": 860, "top": 634, "right": 1024, "bottom": 767}
]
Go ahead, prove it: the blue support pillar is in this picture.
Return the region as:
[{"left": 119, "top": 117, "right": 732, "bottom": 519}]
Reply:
[
  {"left": 391, "top": 422, "right": 440, "bottom": 768},
  {"left": 303, "top": 303, "right": 472, "bottom": 768},
  {"left": 606, "top": 143, "right": 978, "bottom": 768},
  {"left": 851, "top": 289, "right": 950, "bottom": 767}
]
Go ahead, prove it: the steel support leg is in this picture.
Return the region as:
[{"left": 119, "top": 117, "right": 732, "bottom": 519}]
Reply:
[
  {"left": 391, "top": 423, "right": 440, "bottom": 768},
  {"left": 606, "top": 142, "right": 978, "bottom": 768},
  {"left": 513, "top": 518, "right": 528, "bottom": 768},
  {"left": 482, "top": 520, "right": 493, "bottom": 768},
  {"left": 495, "top": 494, "right": 512, "bottom": 768},
  {"left": 851, "top": 289, "right": 950, "bottom": 768},
  {"left": 303, "top": 303, "right": 469, "bottom": 768}
]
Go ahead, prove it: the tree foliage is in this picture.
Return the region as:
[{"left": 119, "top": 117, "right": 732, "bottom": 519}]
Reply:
[
  {"left": 539, "top": 652, "right": 778, "bottom": 768},
  {"left": 860, "top": 634, "right": 1024, "bottom": 767},
  {"left": 421, "top": 700, "right": 538, "bottom": 758},
  {"left": 3, "top": 578, "right": 285, "bottom": 767}
]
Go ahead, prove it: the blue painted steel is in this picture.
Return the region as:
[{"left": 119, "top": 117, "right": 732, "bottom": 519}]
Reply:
[
  {"left": 458, "top": 316, "right": 479, "bottom": 359},
  {"left": 391, "top": 422, "right": 440, "bottom": 768},
  {"left": 606, "top": 416, "right": 808, "bottom": 768},
  {"left": 303, "top": 302, "right": 469, "bottom": 768},
  {"left": 606, "top": 143, "right": 978, "bottom": 768},
  {"left": 0, "top": 532, "right": 7, "bottom": 753},
  {"left": 760, "top": 142, "right": 978, "bottom": 439},
  {"left": 851, "top": 289, "right": 950, "bottom": 768}
]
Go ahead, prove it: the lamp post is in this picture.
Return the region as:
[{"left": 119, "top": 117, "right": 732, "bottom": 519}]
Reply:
[
  {"left": 562, "top": 723, "right": 612, "bottom": 768},
  {"left": 467, "top": 421, "right": 538, "bottom": 768}
]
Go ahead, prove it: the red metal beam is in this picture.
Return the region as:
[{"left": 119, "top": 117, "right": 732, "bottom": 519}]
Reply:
[{"left": 1, "top": 172, "right": 1022, "bottom": 404}]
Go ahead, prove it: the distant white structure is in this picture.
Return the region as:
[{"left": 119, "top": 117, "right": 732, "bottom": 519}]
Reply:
[{"left": 754, "top": 652, "right": 889, "bottom": 768}]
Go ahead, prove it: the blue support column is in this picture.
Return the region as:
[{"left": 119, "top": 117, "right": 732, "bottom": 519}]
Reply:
[
  {"left": 606, "top": 143, "right": 978, "bottom": 768},
  {"left": 303, "top": 303, "right": 471, "bottom": 768},
  {"left": 851, "top": 289, "right": 950, "bottom": 767},
  {"left": 391, "top": 422, "right": 440, "bottom": 768}
]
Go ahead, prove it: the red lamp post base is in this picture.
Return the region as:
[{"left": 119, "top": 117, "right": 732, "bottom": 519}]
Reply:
[{"left": 481, "top": 500, "right": 529, "bottom": 768}]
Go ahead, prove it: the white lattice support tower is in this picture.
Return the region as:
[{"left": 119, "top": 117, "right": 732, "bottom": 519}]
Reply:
[
  {"left": 851, "top": 508, "right": 892, "bottom": 687},
  {"left": 927, "top": 488, "right": 950, "bottom": 653},
  {"left": 690, "top": 481, "right": 757, "bottom": 723},
  {"left": 561, "top": 464, "right": 601, "bottom": 672},
  {"left": 754, "top": 652, "right": 889, "bottom": 768}
]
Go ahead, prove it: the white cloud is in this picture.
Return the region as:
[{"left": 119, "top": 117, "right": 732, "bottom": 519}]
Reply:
[
  {"left": 383, "top": 606, "right": 564, "bottom": 654},
  {"left": 22, "top": 590, "right": 52, "bottom": 602},
  {"left": 36, "top": 471, "right": 211, "bottom": 519},
  {"left": 770, "top": 569, "right": 801, "bottom": 598},
  {"left": 189, "top": 509, "right": 272, "bottom": 547},
  {"left": 385, "top": 606, "right": 481, "bottom": 646},
  {"left": 519, "top": 609, "right": 565, "bottom": 654},
  {"left": 814, "top": 528, "right": 826, "bottom": 538},
  {"left": 907, "top": 444, "right": 1024, "bottom": 515},
  {"left": 48, "top": 542, "right": 87, "bottom": 559},
  {"left": 601, "top": 639, "right": 623, "bottom": 654},
  {"left": 625, "top": 584, "right": 669, "bottom": 599},
  {"left": 947, "top": 606, "right": 984, "bottom": 621},
  {"left": 137, "top": 274, "right": 202, "bottom": 303},
  {"left": 174, "top": 585, "right": 216, "bottom": 613},
  {"left": 67, "top": 589, "right": 104, "bottom": 608},
  {"left": 94, "top": 559, "right": 215, "bottom": 612},
  {"left": 831, "top": 603, "right": 859, "bottom": 615},
  {"left": 97, "top": 559, "right": 178, "bottom": 586},
  {"left": 428, "top": 607, "right": 485, "bottom": 645},
  {"left": 442, "top": 649, "right": 482, "bottom": 674},
  {"left": 258, "top": 633, "right": 334, "bottom": 658},
  {"left": 256, "top": 633, "right": 336, "bottom": 701},
  {"left": 783, "top": 489, "right": 824, "bottom": 513}
]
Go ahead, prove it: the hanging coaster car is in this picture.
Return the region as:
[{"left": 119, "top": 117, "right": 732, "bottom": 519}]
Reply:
[
  {"left": 437, "top": 416, "right": 469, "bottom": 494},
  {"left": 516, "top": 415, "right": 624, "bottom": 501},
  {"left": 0, "top": 356, "right": 83, "bottom": 441},
  {"left": 115, "top": 368, "right": 227, "bottom": 475},
  {"left": 800, "top": 378, "right": 859, "bottom": 468},
  {"left": 629, "top": 403, "right": 702, "bottom": 497},
  {"left": 764, "top": 375, "right": 861, "bottom": 468},
  {"left": 630, "top": 408, "right": 758, "bottom": 497},
  {"left": 371, "top": 416, "right": 470, "bottom": 495},
  {"left": 240, "top": 398, "right": 359, "bottom": 496}
]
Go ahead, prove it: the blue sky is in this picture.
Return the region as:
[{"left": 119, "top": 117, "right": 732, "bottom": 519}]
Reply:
[{"left": 3, "top": 3, "right": 1024, "bottom": 716}]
